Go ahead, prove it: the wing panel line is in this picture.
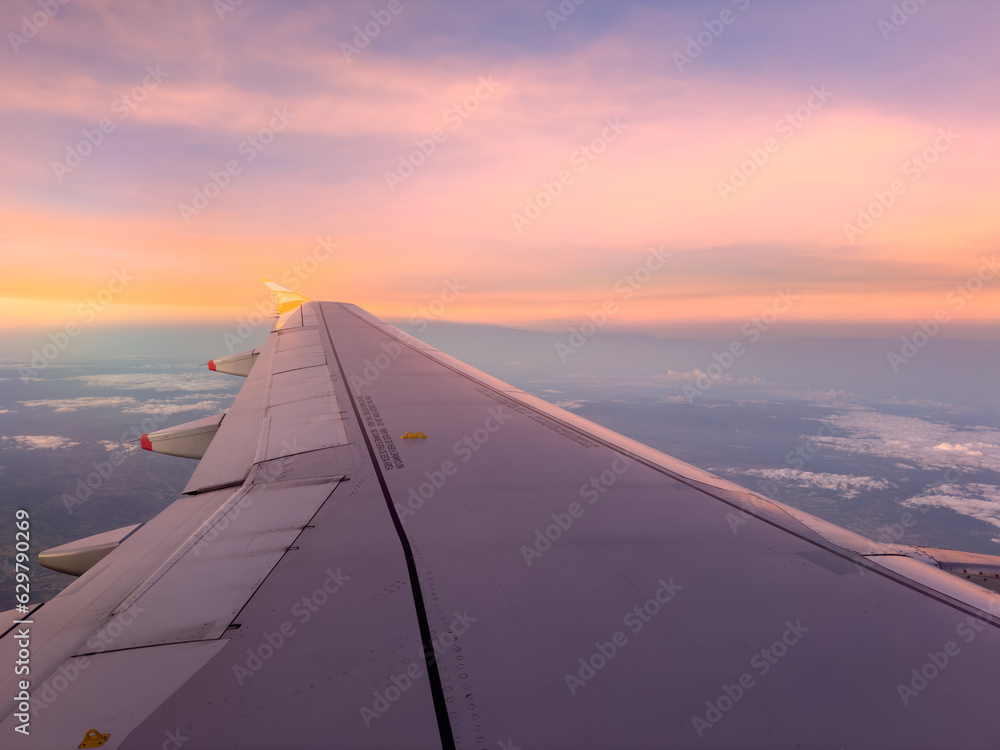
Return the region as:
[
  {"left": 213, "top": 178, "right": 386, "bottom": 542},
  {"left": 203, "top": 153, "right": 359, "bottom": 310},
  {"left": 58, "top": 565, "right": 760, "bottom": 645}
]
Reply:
[{"left": 318, "top": 302, "right": 457, "bottom": 750}]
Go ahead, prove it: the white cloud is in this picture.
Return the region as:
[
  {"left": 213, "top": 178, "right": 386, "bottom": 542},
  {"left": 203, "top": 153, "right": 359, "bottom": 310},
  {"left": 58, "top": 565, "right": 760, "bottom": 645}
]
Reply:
[
  {"left": 67, "top": 373, "right": 236, "bottom": 392},
  {"left": 129, "top": 363, "right": 205, "bottom": 370},
  {"left": 1, "top": 435, "right": 80, "bottom": 450},
  {"left": 0, "top": 363, "right": 66, "bottom": 370},
  {"left": 20, "top": 389, "right": 233, "bottom": 416},
  {"left": 554, "top": 399, "right": 591, "bottom": 410},
  {"left": 0, "top": 409, "right": 11, "bottom": 414},
  {"left": 903, "top": 483, "right": 1000, "bottom": 533},
  {"left": 20, "top": 396, "right": 138, "bottom": 412},
  {"left": 659, "top": 395, "right": 692, "bottom": 404},
  {"left": 98, "top": 439, "right": 138, "bottom": 454},
  {"left": 808, "top": 409, "right": 1000, "bottom": 474},
  {"left": 714, "top": 467, "right": 892, "bottom": 499},
  {"left": 933, "top": 442, "right": 984, "bottom": 456},
  {"left": 121, "top": 400, "right": 223, "bottom": 415}
]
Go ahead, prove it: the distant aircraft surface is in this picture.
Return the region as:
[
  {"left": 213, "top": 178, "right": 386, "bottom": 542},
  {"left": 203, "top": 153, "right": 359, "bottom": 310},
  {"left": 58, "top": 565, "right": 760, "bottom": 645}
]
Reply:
[{"left": 4, "top": 282, "right": 1000, "bottom": 749}]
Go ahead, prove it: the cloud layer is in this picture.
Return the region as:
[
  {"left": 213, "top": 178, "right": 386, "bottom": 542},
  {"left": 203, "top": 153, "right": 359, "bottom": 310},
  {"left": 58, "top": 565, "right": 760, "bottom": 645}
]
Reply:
[
  {"left": 904, "top": 483, "right": 1000, "bottom": 542},
  {"left": 716, "top": 467, "right": 892, "bottom": 500},
  {"left": 809, "top": 409, "right": 1000, "bottom": 474},
  {"left": 1, "top": 435, "right": 80, "bottom": 450}
]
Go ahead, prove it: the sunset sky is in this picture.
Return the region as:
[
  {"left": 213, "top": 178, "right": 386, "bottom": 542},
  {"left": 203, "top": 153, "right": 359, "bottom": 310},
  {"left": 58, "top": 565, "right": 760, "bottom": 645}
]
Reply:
[{"left": 2, "top": 0, "right": 998, "bottom": 334}]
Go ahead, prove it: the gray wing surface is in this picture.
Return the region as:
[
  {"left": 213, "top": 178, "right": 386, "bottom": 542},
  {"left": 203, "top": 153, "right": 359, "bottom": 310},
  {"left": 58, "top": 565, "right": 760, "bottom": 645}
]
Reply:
[{"left": 4, "top": 297, "right": 1000, "bottom": 749}]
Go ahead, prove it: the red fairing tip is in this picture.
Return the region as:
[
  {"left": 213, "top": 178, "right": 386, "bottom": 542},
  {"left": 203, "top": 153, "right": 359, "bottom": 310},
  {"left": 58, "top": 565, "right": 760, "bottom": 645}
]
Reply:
[
  {"left": 140, "top": 434, "right": 152, "bottom": 451},
  {"left": 208, "top": 360, "right": 216, "bottom": 371}
]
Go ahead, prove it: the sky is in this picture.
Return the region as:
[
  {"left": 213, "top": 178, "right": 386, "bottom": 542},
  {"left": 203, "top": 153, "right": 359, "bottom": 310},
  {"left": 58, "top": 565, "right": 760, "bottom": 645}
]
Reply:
[{"left": 1, "top": 0, "right": 998, "bottom": 335}]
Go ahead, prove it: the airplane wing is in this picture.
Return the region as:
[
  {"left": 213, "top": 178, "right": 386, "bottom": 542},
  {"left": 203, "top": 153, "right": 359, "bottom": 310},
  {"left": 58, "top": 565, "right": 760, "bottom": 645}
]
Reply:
[{"left": 4, "top": 283, "right": 1000, "bottom": 749}]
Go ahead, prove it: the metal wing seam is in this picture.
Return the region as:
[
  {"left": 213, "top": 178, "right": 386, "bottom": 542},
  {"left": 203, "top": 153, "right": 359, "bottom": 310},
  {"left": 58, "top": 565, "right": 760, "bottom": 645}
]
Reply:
[{"left": 318, "top": 302, "right": 457, "bottom": 750}]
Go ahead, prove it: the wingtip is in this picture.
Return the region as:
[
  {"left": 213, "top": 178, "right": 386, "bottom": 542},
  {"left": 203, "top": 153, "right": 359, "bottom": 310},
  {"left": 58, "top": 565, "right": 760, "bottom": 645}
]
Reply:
[
  {"left": 261, "top": 279, "right": 310, "bottom": 313},
  {"left": 140, "top": 434, "right": 152, "bottom": 451},
  {"left": 207, "top": 359, "right": 217, "bottom": 371}
]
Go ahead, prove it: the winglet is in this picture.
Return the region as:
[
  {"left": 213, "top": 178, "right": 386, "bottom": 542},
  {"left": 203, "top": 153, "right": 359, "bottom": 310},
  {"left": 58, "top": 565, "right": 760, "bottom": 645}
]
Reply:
[{"left": 262, "top": 279, "right": 310, "bottom": 315}]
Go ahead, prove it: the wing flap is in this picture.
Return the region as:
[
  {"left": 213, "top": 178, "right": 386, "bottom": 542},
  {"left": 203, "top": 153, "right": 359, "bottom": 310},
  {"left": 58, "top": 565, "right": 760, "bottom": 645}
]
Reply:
[
  {"left": 0, "top": 489, "right": 236, "bottom": 716},
  {"left": 0, "top": 640, "right": 228, "bottom": 750},
  {"left": 76, "top": 481, "right": 339, "bottom": 652}
]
